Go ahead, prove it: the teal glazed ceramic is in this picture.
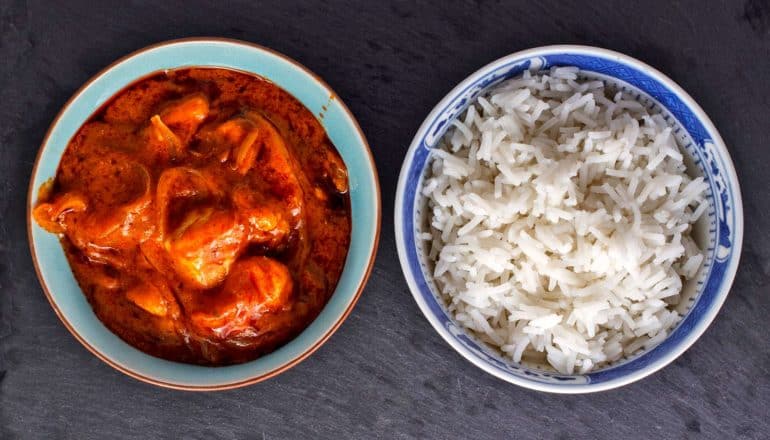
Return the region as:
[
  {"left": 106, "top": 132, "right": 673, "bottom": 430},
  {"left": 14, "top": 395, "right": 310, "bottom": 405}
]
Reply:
[{"left": 28, "top": 38, "right": 381, "bottom": 390}]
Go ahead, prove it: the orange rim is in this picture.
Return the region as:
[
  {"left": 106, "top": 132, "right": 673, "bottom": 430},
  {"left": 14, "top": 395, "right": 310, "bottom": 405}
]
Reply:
[{"left": 26, "top": 37, "right": 382, "bottom": 391}]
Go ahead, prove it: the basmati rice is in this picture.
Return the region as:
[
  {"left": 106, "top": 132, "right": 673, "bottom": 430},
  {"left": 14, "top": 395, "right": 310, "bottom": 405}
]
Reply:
[{"left": 421, "top": 67, "right": 707, "bottom": 374}]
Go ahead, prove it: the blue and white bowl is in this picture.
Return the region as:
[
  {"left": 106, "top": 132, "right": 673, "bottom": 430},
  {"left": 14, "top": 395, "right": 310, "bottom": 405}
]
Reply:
[
  {"left": 395, "top": 45, "right": 743, "bottom": 393},
  {"left": 28, "top": 38, "right": 381, "bottom": 390}
]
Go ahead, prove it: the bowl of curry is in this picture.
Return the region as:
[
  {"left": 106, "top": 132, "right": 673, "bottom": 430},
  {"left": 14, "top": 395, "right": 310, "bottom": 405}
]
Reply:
[{"left": 27, "top": 38, "right": 380, "bottom": 390}]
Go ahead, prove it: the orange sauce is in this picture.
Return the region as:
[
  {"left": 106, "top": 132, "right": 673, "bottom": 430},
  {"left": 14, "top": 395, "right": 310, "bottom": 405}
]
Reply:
[{"left": 34, "top": 68, "right": 351, "bottom": 365}]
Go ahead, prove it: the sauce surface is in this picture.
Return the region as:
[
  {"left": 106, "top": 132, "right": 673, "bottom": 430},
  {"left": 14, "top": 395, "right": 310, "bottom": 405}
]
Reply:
[{"left": 34, "top": 68, "right": 351, "bottom": 365}]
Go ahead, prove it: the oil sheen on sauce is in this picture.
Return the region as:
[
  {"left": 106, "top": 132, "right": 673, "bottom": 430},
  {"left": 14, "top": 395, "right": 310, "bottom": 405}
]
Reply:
[{"left": 34, "top": 68, "right": 351, "bottom": 365}]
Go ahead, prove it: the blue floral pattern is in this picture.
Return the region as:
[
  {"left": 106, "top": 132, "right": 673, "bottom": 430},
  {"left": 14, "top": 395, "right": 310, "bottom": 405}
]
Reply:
[{"left": 401, "top": 51, "right": 740, "bottom": 387}]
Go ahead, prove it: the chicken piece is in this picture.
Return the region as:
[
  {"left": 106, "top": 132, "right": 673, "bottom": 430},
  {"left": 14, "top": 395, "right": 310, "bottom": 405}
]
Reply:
[
  {"left": 213, "top": 113, "right": 299, "bottom": 184},
  {"left": 216, "top": 118, "right": 250, "bottom": 146},
  {"left": 189, "top": 257, "right": 293, "bottom": 338},
  {"left": 35, "top": 161, "right": 153, "bottom": 266},
  {"left": 159, "top": 93, "right": 209, "bottom": 129},
  {"left": 148, "top": 115, "right": 182, "bottom": 160},
  {"left": 155, "top": 167, "right": 223, "bottom": 238},
  {"left": 155, "top": 166, "right": 244, "bottom": 288},
  {"left": 126, "top": 282, "right": 170, "bottom": 317},
  {"left": 185, "top": 117, "right": 248, "bottom": 162},
  {"left": 202, "top": 114, "right": 303, "bottom": 244},
  {"left": 229, "top": 113, "right": 288, "bottom": 176},
  {"left": 166, "top": 207, "right": 246, "bottom": 289},
  {"left": 146, "top": 94, "right": 210, "bottom": 160},
  {"left": 239, "top": 113, "right": 311, "bottom": 270},
  {"left": 33, "top": 192, "right": 88, "bottom": 234},
  {"left": 69, "top": 201, "right": 153, "bottom": 267},
  {"left": 69, "top": 163, "right": 153, "bottom": 263},
  {"left": 231, "top": 185, "right": 290, "bottom": 246},
  {"left": 87, "top": 190, "right": 153, "bottom": 244},
  {"left": 79, "top": 163, "right": 152, "bottom": 239},
  {"left": 207, "top": 116, "right": 260, "bottom": 173},
  {"left": 243, "top": 113, "right": 304, "bottom": 214}
]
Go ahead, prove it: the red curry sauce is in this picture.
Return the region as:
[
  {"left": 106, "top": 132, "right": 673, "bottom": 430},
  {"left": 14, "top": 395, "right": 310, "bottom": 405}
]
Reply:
[{"left": 33, "top": 68, "right": 351, "bottom": 365}]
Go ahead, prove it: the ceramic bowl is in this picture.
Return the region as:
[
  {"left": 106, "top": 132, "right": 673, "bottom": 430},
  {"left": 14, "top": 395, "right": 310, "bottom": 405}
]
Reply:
[
  {"left": 27, "top": 38, "right": 380, "bottom": 390},
  {"left": 395, "top": 45, "right": 743, "bottom": 393}
]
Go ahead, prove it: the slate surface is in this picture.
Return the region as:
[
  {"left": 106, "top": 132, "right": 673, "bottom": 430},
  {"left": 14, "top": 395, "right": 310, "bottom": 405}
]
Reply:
[{"left": 1, "top": 0, "right": 769, "bottom": 439}]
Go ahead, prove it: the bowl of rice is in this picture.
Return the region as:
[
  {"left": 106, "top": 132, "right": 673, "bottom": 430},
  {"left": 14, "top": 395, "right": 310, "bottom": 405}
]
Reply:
[{"left": 395, "top": 45, "right": 743, "bottom": 393}]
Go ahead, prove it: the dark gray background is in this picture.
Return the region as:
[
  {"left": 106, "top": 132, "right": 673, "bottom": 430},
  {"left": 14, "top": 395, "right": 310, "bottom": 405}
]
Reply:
[{"left": 1, "top": 0, "right": 768, "bottom": 439}]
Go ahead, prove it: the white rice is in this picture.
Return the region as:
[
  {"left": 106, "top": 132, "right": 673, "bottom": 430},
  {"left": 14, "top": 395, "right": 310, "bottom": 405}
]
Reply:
[{"left": 421, "top": 67, "right": 707, "bottom": 374}]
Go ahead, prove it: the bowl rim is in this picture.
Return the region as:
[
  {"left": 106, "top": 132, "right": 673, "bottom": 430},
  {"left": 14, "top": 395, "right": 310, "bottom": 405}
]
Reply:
[
  {"left": 26, "top": 37, "right": 381, "bottom": 391},
  {"left": 394, "top": 44, "right": 744, "bottom": 393}
]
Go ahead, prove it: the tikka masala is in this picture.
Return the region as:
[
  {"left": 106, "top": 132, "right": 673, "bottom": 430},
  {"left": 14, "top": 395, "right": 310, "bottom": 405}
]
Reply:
[{"left": 33, "top": 68, "right": 351, "bottom": 365}]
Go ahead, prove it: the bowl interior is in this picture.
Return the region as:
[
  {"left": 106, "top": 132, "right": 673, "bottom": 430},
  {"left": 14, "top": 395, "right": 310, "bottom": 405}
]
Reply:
[
  {"left": 398, "top": 47, "right": 741, "bottom": 391},
  {"left": 28, "top": 39, "right": 379, "bottom": 389}
]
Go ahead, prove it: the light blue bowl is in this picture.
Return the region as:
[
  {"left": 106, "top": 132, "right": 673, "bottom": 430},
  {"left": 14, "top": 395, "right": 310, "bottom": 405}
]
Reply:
[
  {"left": 395, "top": 45, "right": 743, "bottom": 393},
  {"left": 27, "top": 38, "right": 380, "bottom": 390}
]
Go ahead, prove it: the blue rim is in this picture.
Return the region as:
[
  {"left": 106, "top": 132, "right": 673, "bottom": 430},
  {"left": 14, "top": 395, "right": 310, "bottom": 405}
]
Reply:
[{"left": 398, "top": 47, "right": 742, "bottom": 390}]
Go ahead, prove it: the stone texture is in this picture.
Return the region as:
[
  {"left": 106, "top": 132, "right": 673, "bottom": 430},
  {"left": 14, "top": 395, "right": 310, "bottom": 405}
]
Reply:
[{"left": 1, "top": 0, "right": 768, "bottom": 438}]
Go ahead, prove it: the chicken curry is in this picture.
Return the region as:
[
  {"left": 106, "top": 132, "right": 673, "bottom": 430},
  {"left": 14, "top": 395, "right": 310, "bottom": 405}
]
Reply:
[{"left": 33, "top": 68, "right": 351, "bottom": 365}]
